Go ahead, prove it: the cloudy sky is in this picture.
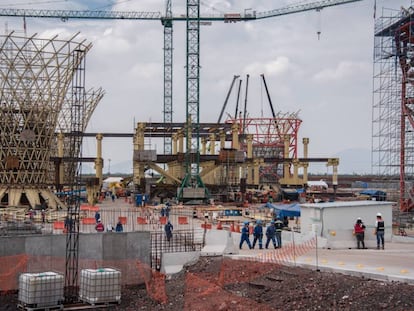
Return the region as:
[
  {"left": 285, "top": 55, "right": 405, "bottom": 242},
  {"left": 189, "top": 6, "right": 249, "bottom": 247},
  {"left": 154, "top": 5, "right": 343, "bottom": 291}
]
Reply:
[{"left": 0, "top": 0, "right": 411, "bottom": 174}]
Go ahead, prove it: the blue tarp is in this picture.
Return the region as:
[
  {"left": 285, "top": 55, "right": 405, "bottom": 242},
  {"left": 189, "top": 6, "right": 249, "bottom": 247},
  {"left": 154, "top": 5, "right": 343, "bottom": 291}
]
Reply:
[
  {"left": 263, "top": 202, "right": 301, "bottom": 217},
  {"left": 359, "top": 189, "right": 387, "bottom": 201}
]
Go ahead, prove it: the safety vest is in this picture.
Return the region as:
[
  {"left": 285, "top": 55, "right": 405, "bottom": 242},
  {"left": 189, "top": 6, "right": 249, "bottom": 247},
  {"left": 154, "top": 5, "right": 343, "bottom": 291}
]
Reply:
[
  {"left": 376, "top": 220, "right": 385, "bottom": 232},
  {"left": 274, "top": 220, "right": 284, "bottom": 232}
]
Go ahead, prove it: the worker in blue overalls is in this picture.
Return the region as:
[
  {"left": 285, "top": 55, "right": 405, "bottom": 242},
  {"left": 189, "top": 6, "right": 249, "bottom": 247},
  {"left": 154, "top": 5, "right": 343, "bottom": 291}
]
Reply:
[
  {"left": 239, "top": 221, "right": 252, "bottom": 250},
  {"left": 252, "top": 220, "right": 263, "bottom": 249}
]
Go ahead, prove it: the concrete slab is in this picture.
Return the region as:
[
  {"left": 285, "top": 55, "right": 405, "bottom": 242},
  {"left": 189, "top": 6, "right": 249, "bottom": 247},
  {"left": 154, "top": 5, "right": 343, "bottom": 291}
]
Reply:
[
  {"left": 161, "top": 251, "right": 199, "bottom": 275},
  {"left": 226, "top": 235, "right": 414, "bottom": 284},
  {"left": 201, "top": 230, "right": 239, "bottom": 256}
]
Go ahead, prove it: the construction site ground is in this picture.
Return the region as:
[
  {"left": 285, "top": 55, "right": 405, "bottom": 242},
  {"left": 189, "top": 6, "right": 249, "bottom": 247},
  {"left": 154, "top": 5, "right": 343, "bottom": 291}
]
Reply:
[{"left": 1, "top": 197, "right": 414, "bottom": 310}]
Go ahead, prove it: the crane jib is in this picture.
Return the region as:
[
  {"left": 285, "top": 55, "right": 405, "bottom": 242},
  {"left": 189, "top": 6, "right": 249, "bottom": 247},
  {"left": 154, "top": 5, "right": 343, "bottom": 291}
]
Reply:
[{"left": 0, "top": 1, "right": 364, "bottom": 21}]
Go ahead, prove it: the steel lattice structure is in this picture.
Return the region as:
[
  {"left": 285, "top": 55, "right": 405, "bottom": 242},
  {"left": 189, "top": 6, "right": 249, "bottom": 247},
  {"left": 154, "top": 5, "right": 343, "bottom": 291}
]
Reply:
[
  {"left": 162, "top": 0, "right": 173, "bottom": 156},
  {"left": 227, "top": 113, "right": 302, "bottom": 182},
  {"left": 50, "top": 87, "right": 104, "bottom": 189},
  {"left": 373, "top": 4, "right": 414, "bottom": 211},
  {"left": 236, "top": 113, "right": 302, "bottom": 158},
  {"left": 0, "top": 32, "right": 101, "bottom": 210}
]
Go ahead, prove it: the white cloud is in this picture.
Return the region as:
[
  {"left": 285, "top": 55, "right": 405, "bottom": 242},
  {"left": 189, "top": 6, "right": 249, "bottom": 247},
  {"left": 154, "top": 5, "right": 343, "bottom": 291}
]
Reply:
[
  {"left": 243, "top": 57, "right": 290, "bottom": 76},
  {"left": 312, "top": 61, "right": 369, "bottom": 82}
]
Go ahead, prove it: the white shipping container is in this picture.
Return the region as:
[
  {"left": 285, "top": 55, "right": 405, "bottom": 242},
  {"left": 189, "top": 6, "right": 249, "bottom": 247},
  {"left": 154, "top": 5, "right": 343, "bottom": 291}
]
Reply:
[
  {"left": 18, "top": 272, "right": 64, "bottom": 308},
  {"left": 79, "top": 268, "right": 121, "bottom": 304}
]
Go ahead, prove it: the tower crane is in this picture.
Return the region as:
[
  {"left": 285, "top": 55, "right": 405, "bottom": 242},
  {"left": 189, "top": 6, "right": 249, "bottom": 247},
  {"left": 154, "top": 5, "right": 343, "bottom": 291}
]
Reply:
[{"left": 0, "top": 0, "right": 364, "bottom": 301}]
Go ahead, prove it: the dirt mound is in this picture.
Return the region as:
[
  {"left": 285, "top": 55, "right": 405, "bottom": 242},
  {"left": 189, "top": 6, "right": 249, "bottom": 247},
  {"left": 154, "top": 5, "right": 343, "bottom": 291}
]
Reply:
[{"left": 1, "top": 256, "right": 413, "bottom": 310}]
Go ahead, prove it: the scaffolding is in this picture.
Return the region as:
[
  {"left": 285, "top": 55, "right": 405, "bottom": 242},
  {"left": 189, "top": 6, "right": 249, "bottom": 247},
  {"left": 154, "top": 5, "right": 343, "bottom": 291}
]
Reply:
[{"left": 373, "top": 3, "right": 414, "bottom": 211}]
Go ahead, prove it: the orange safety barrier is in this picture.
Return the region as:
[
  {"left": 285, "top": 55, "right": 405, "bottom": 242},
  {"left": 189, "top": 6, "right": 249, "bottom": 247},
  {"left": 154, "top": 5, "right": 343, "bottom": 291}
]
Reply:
[
  {"left": 230, "top": 223, "right": 235, "bottom": 232},
  {"left": 118, "top": 216, "right": 127, "bottom": 224},
  {"left": 234, "top": 224, "right": 240, "bottom": 233},
  {"left": 216, "top": 221, "right": 223, "bottom": 230},
  {"left": 89, "top": 206, "right": 99, "bottom": 212},
  {"left": 137, "top": 217, "right": 148, "bottom": 225},
  {"left": 178, "top": 216, "right": 188, "bottom": 225},
  {"left": 159, "top": 216, "right": 167, "bottom": 225},
  {"left": 53, "top": 221, "right": 65, "bottom": 230},
  {"left": 201, "top": 223, "right": 212, "bottom": 229},
  {"left": 249, "top": 225, "right": 253, "bottom": 235},
  {"left": 80, "top": 204, "right": 90, "bottom": 211},
  {"left": 82, "top": 217, "right": 96, "bottom": 225}
]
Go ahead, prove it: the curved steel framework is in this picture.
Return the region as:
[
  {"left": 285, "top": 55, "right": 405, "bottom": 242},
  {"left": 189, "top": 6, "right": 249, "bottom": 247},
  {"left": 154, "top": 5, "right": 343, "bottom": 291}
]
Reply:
[
  {"left": 0, "top": 32, "right": 100, "bottom": 209},
  {"left": 50, "top": 87, "right": 104, "bottom": 189}
]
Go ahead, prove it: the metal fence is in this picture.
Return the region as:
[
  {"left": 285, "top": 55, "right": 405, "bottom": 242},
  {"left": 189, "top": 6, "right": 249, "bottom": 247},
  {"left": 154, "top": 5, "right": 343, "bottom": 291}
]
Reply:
[{"left": 150, "top": 229, "right": 205, "bottom": 270}]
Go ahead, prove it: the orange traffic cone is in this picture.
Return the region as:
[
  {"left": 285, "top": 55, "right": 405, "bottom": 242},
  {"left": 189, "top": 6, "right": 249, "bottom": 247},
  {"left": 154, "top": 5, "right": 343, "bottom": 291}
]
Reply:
[
  {"left": 216, "top": 221, "right": 223, "bottom": 230},
  {"left": 230, "top": 223, "right": 234, "bottom": 232}
]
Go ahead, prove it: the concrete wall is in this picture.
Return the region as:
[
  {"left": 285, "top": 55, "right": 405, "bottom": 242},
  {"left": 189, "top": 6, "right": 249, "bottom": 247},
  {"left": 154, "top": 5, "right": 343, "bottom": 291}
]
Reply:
[
  {"left": 300, "top": 201, "right": 394, "bottom": 249},
  {"left": 0, "top": 231, "right": 151, "bottom": 287},
  {"left": 0, "top": 232, "right": 150, "bottom": 261}
]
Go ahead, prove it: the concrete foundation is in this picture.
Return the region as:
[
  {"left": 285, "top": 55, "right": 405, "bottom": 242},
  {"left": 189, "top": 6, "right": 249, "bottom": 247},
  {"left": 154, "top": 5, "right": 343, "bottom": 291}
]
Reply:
[{"left": 0, "top": 232, "right": 150, "bottom": 288}]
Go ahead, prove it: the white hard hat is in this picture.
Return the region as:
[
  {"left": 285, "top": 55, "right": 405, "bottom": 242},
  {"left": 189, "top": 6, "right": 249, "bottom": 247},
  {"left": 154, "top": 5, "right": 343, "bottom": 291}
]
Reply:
[
  {"left": 357, "top": 217, "right": 361, "bottom": 220},
  {"left": 376, "top": 212, "right": 382, "bottom": 217}
]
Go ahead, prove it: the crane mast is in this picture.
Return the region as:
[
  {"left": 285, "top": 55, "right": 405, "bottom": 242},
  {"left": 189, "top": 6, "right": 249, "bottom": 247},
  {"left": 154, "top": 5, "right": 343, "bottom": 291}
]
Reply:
[
  {"left": 163, "top": 0, "right": 173, "bottom": 155},
  {"left": 178, "top": 0, "right": 208, "bottom": 202}
]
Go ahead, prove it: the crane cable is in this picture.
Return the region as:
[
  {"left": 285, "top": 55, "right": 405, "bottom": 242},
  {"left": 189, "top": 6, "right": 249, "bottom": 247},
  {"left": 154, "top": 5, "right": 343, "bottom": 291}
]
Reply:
[{"left": 316, "top": 8, "right": 322, "bottom": 40}]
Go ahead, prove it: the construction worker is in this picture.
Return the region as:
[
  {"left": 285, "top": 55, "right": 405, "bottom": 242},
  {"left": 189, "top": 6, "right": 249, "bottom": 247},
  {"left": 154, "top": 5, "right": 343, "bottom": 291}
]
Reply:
[
  {"left": 265, "top": 220, "right": 277, "bottom": 249},
  {"left": 252, "top": 220, "right": 263, "bottom": 249},
  {"left": 274, "top": 216, "right": 284, "bottom": 248},
  {"left": 115, "top": 220, "right": 124, "bottom": 232},
  {"left": 239, "top": 221, "right": 252, "bottom": 249},
  {"left": 354, "top": 217, "right": 366, "bottom": 249},
  {"left": 94, "top": 210, "right": 100, "bottom": 224},
  {"left": 41, "top": 209, "right": 46, "bottom": 224},
  {"left": 95, "top": 220, "right": 104, "bottom": 232},
  {"left": 165, "top": 220, "right": 173, "bottom": 242},
  {"left": 375, "top": 212, "right": 385, "bottom": 249}
]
